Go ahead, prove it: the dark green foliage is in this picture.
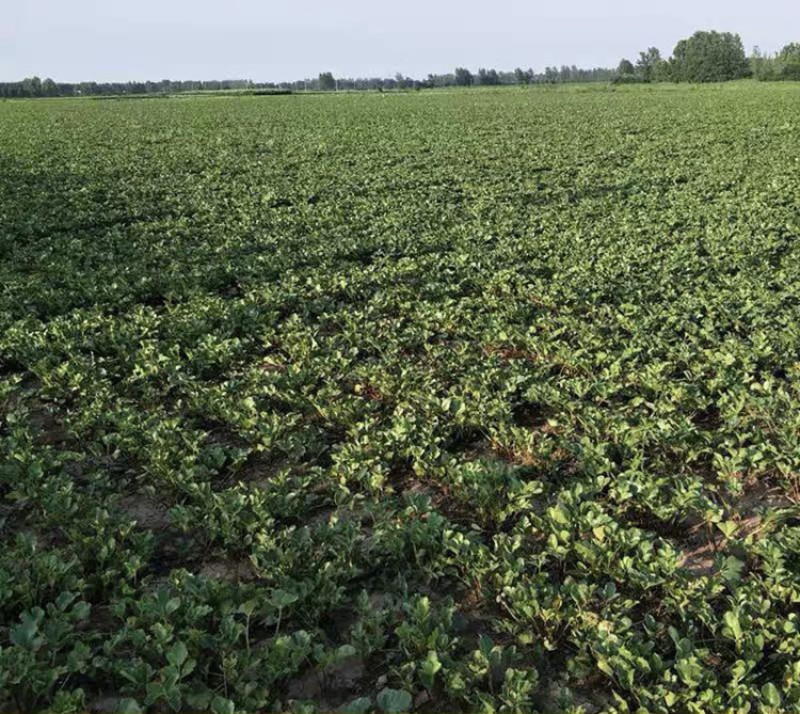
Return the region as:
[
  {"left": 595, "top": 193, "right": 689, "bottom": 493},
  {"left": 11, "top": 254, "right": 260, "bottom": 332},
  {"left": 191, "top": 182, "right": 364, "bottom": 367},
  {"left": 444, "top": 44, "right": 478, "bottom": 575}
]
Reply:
[
  {"left": 318, "top": 72, "right": 336, "bottom": 92},
  {"left": 778, "top": 43, "right": 800, "bottom": 80},
  {"left": 751, "top": 43, "right": 800, "bottom": 82},
  {"left": 671, "top": 30, "right": 749, "bottom": 82},
  {"left": 454, "top": 67, "right": 473, "bottom": 86},
  {"left": 636, "top": 47, "right": 666, "bottom": 81},
  {"left": 612, "top": 73, "right": 643, "bottom": 85},
  {"left": 617, "top": 58, "right": 635, "bottom": 76},
  {"left": 476, "top": 68, "right": 501, "bottom": 86},
  {"left": 513, "top": 67, "right": 533, "bottom": 85}
]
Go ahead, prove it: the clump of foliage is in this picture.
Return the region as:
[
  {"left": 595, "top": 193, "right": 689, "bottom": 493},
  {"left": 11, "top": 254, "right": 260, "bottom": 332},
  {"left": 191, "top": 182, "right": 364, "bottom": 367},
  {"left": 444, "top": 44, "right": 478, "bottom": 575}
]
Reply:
[
  {"left": 670, "top": 30, "right": 750, "bottom": 82},
  {"left": 752, "top": 43, "right": 800, "bottom": 81}
]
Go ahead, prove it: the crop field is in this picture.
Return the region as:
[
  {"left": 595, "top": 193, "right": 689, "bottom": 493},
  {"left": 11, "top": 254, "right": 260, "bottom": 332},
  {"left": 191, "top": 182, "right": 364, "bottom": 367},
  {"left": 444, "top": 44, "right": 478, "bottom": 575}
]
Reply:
[{"left": 2, "top": 83, "right": 800, "bottom": 713}]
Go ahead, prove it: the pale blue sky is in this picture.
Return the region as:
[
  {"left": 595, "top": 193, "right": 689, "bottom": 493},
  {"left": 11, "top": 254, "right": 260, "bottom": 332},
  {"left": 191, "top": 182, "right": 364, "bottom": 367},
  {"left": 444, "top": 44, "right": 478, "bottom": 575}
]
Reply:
[{"left": 2, "top": 0, "right": 796, "bottom": 82}]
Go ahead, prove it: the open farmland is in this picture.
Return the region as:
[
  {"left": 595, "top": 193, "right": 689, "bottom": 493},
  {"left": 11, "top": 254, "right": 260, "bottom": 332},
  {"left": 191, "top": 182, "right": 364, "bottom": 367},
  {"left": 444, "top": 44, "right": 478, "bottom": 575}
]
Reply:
[{"left": 2, "top": 83, "right": 800, "bottom": 712}]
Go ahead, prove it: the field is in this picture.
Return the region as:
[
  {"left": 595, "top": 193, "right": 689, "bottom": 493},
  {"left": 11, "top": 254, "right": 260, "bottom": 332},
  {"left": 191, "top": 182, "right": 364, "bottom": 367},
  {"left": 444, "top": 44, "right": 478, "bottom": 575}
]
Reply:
[{"left": 2, "top": 83, "right": 800, "bottom": 713}]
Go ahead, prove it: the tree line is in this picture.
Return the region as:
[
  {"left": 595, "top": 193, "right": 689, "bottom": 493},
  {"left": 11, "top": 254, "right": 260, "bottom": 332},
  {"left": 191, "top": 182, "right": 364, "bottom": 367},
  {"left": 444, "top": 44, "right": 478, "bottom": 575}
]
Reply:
[
  {"left": 3, "top": 30, "right": 800, "bottom": 99},
  {"left": 0, "top": 68, "right": 619, "bottom": 98},
  {"left": 0, "top": 78, "right": 257, "bottom": 99}
]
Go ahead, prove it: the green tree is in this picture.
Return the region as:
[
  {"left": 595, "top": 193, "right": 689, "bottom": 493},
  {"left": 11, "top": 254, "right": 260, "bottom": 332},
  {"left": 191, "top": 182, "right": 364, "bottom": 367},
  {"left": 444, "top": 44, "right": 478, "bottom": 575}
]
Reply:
[
  {"left": 617, "top": 58, "right": 635, "bottom": 76},
  {"left": 636, "top": 47, "right": 662, "bottom": 81},
  {"left": 21, "top": 76, "right": 42, "bottom": 96},
  {"left": 513, "top": 67, "right": 529, "bottom": 85},
  {"left": 477, "top": 68, "right": 500, "bottom": 85},
  {"left": 750, "top": 46, "right": 777, "bottom": 81},
  {"left": 454, "top": 67, "right": 473, "bottom": 86},
  {"left": 41, "top": 78, "right": 58, "bottom": 96},
  {"left": 778, "top": 43, "right": 800, "bottom": 80},
  {"left": 318, "top": 72, "right": 336, "bottom": 91},
  {"left": 670, "top": 31, "right": 748, "bottom": 82}
]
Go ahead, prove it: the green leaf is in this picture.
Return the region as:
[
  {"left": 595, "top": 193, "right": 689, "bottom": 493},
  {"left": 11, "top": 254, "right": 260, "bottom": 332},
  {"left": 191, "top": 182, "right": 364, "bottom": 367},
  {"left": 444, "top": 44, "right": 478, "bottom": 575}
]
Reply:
[
  {"left": 10, "top": 610, "right": 43, "bottom": 651},
  {"left": 237, "top": 599, "right": 258, "bottom": 617},
  {"left": 420, "top": 650, "right": 442, "bottom": 690},
  {"left": 164, "top": 684, "right": 182, "bottom": 711},
  {"left": 762, "top": 682, "right": 782, "bottom": 707},
  {"left": 377, "top": 689, "right": 412, "bottom": 713},
  {"left": 73, "top": 601, "right": 91, "bottom": 621},
  {"left": 716, "top": 520, "right": 738, "bottom": 539},
  {"left": 211, "top": 696, "right": 236, "bottom": 714},
  {"left": 675, "top": 657, "right": 702, "bottom": 687},
  {"left": 272, "top": 588, "right": 299, "bottom": 608},
  {"left": 115, "top": 699, "right": 143, "bottom": 714},
  {"left": 723, "top": 611, "right": 742, "bottom": 641},
  {"left": 336, "top": 644, "right": 358, "bottom": 660},
  {"left": 165, "top": 597, "right": 182, "bottom": 614},
  {"left": 547, "top": 503, "right": 570, "bottom": 525},
  {"left": 166, "top": 641, "right": 188, "bottom": 668},
  {"left": 718, "top": 555, "right": 745, "bottom": 582},
  {"left": 596, "top": 657, "right": 614, "bottom": 678}
]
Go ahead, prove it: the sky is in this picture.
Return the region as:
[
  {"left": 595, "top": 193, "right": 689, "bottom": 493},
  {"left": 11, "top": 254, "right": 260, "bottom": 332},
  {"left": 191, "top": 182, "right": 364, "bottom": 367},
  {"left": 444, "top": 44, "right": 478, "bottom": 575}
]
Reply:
[{"left": 2, "top": 0, "right": 797, "bottom": 83}]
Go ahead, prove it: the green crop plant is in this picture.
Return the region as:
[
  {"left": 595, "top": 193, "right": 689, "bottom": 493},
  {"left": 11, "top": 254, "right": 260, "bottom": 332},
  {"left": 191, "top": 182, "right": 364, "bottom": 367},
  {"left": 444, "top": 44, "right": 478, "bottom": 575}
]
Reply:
[{"left": 2, "top": 82, "right": 800, "bottom": 711}]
